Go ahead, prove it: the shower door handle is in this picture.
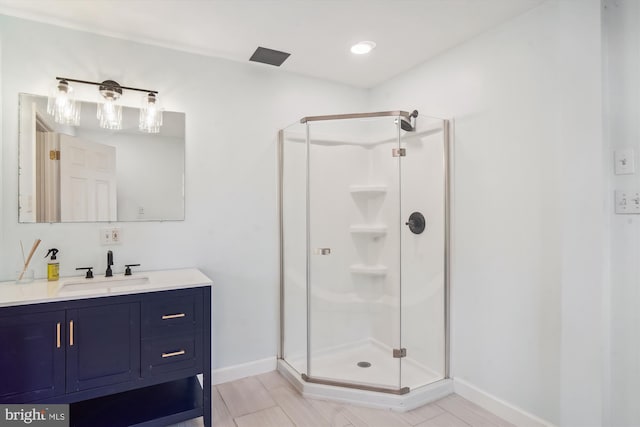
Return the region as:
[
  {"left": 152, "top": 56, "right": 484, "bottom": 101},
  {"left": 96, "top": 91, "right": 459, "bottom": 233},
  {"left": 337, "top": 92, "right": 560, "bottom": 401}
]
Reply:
[{"left": 314, "top": 248, "right": 331, "bottom": 255}]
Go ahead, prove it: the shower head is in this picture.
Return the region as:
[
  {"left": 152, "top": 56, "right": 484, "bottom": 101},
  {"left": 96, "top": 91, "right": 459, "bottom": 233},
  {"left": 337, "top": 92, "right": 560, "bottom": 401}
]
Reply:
[
  {"left": 400, "top": 118, "right": 414, "bottom": 132},
  {"left": 400, "top": 110, "right": 419, "bottom": 132}
]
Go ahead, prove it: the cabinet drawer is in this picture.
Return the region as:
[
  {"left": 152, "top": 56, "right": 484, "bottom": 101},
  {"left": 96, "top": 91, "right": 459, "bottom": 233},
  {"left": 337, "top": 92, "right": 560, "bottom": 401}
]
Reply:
[
  {"left": 142, "top": 289, "right": 203, "bottom": 337},
  {"left": 142, "top": 334, "right": 202, "bottom": 376}
]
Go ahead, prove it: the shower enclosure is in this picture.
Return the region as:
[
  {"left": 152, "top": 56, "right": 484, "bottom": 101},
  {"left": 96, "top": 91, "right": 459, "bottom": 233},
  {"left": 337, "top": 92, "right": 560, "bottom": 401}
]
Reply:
[{"left": 279, "top": 110, "right": 450, "bottom": 400}]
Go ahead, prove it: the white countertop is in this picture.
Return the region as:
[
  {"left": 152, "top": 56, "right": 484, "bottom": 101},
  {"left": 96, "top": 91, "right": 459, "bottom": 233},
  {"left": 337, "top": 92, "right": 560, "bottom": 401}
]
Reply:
[{"left": 0, "top": 268, "right": 213, "bottom": 308}]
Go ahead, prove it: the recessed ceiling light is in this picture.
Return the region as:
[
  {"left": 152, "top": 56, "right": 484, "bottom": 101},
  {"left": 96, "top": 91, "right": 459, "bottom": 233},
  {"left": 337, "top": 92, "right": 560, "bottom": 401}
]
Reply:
[{"left": 350, "top": 41, "right": 376, "bottom": 55}]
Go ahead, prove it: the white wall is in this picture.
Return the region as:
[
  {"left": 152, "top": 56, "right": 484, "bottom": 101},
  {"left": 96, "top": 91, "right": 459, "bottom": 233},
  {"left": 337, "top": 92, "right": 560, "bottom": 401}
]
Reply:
[
  {"left": 369, "top": 1, "right": 604, "bottom": 425},
  {"left": 0, "top": 15, "right": 368, "bottom": 370},
  {"left": 604, "top": 1, "right": 640, "bottom": 426}
]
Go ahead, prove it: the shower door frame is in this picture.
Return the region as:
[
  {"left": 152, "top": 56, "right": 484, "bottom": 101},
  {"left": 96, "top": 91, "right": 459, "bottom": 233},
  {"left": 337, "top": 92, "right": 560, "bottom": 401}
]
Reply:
[{"left": 278, "top": 111, "right": 451, "bottom": 395}]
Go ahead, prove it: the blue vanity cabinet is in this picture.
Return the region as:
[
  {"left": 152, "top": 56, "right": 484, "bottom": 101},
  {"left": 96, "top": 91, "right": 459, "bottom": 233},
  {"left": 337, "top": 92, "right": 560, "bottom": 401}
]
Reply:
[
  {"left": 66, "top": 302, "right": 140, "bottom": 393},
  {"left": 0, "top": 310, "right": 66, "bottom": 403},
  {"left": 0, "top": 283, "right": 212, "bottom": 427}
]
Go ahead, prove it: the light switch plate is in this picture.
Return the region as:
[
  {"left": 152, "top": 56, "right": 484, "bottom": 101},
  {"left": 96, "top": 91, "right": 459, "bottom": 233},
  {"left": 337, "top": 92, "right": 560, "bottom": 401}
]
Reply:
[
  {"left": 615, "top": 149, "right": 635, "bottom": 175},
  {"left": 615, "top": 190, "right": 640, "bottom": 214}
]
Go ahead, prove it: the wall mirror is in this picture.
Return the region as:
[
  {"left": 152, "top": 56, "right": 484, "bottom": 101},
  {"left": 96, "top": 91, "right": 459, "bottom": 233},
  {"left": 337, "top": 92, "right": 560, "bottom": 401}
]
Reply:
[{"left": 18, "top": 93, "right": 185, "bottom": 223}]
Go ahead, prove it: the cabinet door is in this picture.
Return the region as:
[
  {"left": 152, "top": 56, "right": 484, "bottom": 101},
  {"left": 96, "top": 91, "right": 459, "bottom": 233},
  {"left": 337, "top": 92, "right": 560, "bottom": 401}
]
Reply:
[
  {"left": 66, "top": 302, "right": 140, "bottom": 392},
  {"left": 0, "top": 310, "right": 66, "bottom": 403}
]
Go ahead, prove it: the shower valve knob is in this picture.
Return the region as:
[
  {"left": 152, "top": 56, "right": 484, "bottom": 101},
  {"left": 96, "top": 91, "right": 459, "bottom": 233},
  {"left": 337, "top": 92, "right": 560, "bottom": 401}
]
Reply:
[{"left": 405, "top": 212, "right": 426, "bottom": 234}]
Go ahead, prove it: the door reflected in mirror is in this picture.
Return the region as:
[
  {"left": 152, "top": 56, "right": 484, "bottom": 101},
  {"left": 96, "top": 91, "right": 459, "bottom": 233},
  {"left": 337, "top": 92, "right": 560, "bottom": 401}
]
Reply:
[{"left": 18, "top": 93, "right": 185, "bottom": 223}]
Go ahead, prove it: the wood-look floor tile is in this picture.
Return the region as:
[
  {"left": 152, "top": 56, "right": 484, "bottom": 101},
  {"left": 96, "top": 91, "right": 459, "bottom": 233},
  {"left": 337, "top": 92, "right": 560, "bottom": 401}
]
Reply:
[
  {"left": 339, "top": 407, "right": 369, "bottom": 427},
  {"left": 257, "top": 370, "right": 294, "bottom": 390},
  {"left": 308, "top": 399, "right": 353, "bottom": 427},
  {"left": 415, "top": 412, "right": 471, "bottom": 427},
  {"left": 217, "top": 376, "right": 276, "bottom": 417},
  {"left": 435, "top": 395, "right": 514, "bottom": 427},
  {"left": 235, "top": 406, "right": 295, "bottom": 427},
  {"left": 212, "top": 387, "right": 236, "bottom": 427},
  {"left": 344, "top": 404, "right": 413, "bottom": 427},
  {"left": 398, "top": 402, "right": 446, "bottom": 425},
  {"left": 269, "top": 386, "right": 330, "bottom": 427}
]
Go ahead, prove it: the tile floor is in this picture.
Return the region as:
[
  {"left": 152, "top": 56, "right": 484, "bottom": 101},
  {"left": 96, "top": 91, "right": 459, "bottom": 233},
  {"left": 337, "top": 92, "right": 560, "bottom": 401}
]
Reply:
[{"left": 170, "top": 371, "right": 514, "bottom": 427}]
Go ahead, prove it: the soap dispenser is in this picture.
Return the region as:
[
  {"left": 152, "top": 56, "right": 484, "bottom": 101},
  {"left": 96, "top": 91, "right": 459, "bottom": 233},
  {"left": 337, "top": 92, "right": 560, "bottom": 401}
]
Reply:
[{"left": 45, "top": 248, "right": 59, "bottom": 281}]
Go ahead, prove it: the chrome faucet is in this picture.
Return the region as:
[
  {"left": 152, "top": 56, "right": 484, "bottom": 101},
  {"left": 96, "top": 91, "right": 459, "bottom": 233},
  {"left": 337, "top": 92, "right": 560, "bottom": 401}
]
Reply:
[{"left": 106, "top": 250, "right": 113, "bottom": 277}]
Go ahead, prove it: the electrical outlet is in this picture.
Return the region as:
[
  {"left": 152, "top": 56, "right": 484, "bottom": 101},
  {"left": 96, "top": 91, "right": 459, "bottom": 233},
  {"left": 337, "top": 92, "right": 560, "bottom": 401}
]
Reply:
[
  {"left": 100, "top": 227, "right": 122, "bottom": 245},
  {"left": 615, "top": 190, "right": 640, "bottom": 214},
  {"left": 111, "top": 228, "right": 121, "bottom": 244}
]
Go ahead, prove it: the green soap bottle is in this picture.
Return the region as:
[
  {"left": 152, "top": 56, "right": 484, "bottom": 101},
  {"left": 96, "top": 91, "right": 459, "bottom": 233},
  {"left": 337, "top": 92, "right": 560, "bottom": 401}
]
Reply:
[{"left": 45, "top": 248, "right": 59, "bottom": 281}]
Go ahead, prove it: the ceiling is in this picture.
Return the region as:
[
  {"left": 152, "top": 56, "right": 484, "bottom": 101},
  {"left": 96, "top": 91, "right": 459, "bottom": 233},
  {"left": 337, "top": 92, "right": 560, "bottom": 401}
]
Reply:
[{"left": 0, "top": 0, "right": 544, "bottom": 88}]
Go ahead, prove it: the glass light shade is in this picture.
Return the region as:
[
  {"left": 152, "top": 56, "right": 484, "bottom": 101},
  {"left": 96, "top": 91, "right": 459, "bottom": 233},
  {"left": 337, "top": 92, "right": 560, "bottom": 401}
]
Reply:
[
  {"left": 47, "top": 80, "right": 81, "bottom": 125},
  {"left": 97, "top": 91, "right": 122, "bottom": 130},
  {"left": 139, "top": 93, "right": 163, "bottom": 133}
]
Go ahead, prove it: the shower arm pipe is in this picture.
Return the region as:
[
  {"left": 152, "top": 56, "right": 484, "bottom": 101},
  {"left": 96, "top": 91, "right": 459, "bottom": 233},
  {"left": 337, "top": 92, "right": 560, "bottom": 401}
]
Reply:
[{"left": 300, "top": 110, "right": 418, "bottom": 123}]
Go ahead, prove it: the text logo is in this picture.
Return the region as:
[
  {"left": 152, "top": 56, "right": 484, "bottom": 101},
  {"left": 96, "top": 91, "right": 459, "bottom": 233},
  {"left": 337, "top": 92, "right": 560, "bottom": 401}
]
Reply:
[{"left": 1, "top": 405, "right": 68, "bottom": 426}]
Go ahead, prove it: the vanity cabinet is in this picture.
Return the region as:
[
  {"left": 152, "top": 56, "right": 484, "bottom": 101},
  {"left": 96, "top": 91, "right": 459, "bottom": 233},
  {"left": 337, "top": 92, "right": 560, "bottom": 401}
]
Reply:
[{"left": 0, "top": 284, "right": 211, "bottom": 427}]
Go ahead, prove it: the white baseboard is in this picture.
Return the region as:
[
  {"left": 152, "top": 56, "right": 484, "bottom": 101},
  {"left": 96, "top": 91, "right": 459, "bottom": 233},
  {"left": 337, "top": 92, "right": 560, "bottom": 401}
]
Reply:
[
  {"left": 213, "top": 356, "right": 277, "bottom": 385},
  {"left": 453, "top": 378, "right": 555, "bottom": 427}
]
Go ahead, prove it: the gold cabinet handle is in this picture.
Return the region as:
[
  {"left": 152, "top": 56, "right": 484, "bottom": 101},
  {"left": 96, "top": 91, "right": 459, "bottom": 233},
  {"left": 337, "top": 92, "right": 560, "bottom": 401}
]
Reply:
[
  {"left": 56, "top": 322, "right": 61, "bottom": 349},
  {"left": 161, "top": 313, "right": 186, "bottom": 320},
  {"left": 69, "top": 320, "right": 74, "bottom": 346},
  {"left": 161, "top": 350, "right": 186, "bottom": 358}
]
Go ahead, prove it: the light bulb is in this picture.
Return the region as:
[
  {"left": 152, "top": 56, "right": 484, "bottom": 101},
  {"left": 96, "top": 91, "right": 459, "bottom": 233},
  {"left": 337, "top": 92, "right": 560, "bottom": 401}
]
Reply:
[{"left": 350, "top": 41, "right": 376, "bottom": 55}]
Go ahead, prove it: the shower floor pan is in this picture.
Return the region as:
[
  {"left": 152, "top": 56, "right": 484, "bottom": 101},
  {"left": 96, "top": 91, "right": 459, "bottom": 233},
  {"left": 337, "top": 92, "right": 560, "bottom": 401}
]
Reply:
[{"left": 279, "top": 340, "right": 453, "bottom": 411}]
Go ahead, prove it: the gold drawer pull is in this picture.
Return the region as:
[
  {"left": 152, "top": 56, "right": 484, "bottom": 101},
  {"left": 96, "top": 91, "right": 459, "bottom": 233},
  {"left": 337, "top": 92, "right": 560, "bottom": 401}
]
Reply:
[
  {"left": 56, "top": 322, "right": 61, "bottom": 349},
  {"left": 162, "top": 350, "right": 186, "bottom": 358},
  {"left": 161, "top": 313, "right": 186, "bottom": 320},
  {"left": 69, "top": 320, "right": 74, "bottom": 346}
]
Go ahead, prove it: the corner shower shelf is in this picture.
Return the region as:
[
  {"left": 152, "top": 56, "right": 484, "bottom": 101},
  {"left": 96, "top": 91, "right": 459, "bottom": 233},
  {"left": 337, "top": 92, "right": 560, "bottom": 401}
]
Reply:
[
  {"left": 349, "top": 185, "right": 388, "bottom": 196},
  {"left": 349, "top": 264, "right": 388, "bottom": 276},
  {"left": 349, "top": 225, "right": 387, "bottom": 237}
]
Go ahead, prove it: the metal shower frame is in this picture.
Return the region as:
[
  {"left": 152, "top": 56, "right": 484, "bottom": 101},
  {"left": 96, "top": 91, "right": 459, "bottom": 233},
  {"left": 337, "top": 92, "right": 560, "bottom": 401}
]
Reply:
[{"left": 277, "top": 110, "right": 451, "bottom": 395}]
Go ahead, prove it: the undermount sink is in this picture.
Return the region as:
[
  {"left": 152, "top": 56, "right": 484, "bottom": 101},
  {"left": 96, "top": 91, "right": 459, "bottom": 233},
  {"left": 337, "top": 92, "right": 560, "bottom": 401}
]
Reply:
[{"left": 60, "top": 275, "right": 150, "bottom": 293}]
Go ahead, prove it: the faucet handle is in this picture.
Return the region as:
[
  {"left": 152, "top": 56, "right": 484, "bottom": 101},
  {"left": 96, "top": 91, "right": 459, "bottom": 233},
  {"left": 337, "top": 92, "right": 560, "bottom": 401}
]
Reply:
[
  {"left": 124, "top": 264, "right": 141, "bottom": 276},
  {"left": 76, "top": 267, "right": 94, "bottom": 279}
]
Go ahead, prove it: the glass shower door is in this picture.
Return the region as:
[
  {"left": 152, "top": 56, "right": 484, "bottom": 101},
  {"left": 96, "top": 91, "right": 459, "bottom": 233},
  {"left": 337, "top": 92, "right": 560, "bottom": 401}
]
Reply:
[
  {"left": 280, "top": 123, "right": 309, "bottom": 376},
  {"left": 399, "top": 117, "right": 448, "bottom": 389},
  {"left": 306, "top": 116, "right": 403, "bottom": 391}
]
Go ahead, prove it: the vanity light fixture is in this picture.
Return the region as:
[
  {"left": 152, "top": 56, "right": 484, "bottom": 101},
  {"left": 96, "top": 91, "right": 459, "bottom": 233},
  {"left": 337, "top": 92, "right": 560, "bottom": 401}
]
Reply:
[
  {"left": 49, "top": 77, "right": 161, "bottom": 132},
  {"left": 47, "top": 79, "right": 81, "bottom": 126},
  {"left": 350, "top": 41, "right": 376, "bottom": 55}
]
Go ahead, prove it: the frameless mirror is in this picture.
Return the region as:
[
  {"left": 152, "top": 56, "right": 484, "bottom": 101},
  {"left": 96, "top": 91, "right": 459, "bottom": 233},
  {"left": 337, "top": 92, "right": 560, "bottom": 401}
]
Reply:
[{"left": 18, "top": 93, "right": 185, "bottom": 222}]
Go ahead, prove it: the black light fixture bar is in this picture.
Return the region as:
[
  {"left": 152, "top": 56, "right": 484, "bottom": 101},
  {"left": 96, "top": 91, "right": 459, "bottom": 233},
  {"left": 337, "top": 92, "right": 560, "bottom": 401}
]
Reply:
[{"left": 55, "top": 77, "right": 158, "bottom": 94}]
